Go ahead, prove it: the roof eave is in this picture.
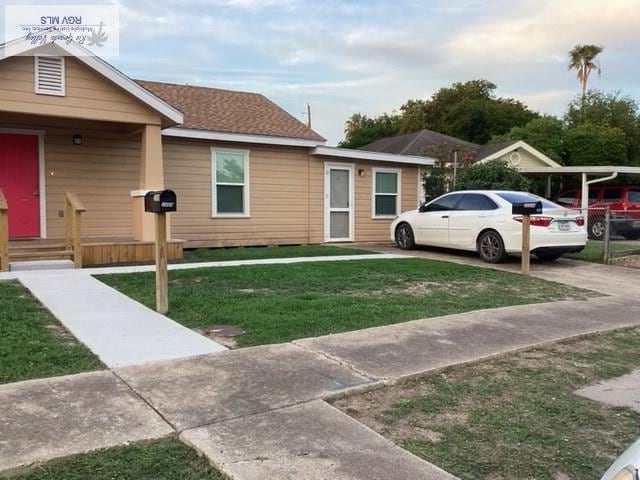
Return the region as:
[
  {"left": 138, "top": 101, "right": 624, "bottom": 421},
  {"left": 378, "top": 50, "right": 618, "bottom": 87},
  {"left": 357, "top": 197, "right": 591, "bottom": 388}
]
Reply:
[
  {"left": 312, "top": 146, "right": 436, "bottom": 166},
  {"left": 162, "top": 127, "right": 326, "bottom": 147}
]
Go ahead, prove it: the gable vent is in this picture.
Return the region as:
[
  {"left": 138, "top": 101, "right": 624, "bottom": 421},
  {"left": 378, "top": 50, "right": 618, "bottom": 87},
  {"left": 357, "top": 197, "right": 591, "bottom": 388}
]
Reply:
[{"left": 35, "top": 56, "right": 66, "bottom": 96}]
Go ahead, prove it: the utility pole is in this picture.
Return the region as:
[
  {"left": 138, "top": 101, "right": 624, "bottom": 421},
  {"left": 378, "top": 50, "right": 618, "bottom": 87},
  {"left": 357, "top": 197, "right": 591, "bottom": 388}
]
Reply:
[{"left": 452, "top": 150, "right": 459, "bottom": 190}]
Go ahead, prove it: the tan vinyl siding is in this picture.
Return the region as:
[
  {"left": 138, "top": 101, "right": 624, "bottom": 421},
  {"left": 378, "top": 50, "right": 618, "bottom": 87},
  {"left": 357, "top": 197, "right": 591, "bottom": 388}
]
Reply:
[
  {"left": 0, "top": 56, "right": 161, "bottom": 125},
  {"left": 310, "top": 156, "right": 418, "bottom": 243},
  {"left": 164, "top": 138, "right": 314, "bottom": 247},
  {"left": 0, "top": 114, "right": 139, "bottom": 238}
]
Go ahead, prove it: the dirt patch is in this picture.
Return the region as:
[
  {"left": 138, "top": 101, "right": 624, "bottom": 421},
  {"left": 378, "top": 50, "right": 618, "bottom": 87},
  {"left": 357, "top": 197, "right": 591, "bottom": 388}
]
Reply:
[
  {"left": 44, "top": 323, "right": 78, "bottom": 346},
  {"left": 332, "top": 329, "right": 640, "bottom": 480},
  {"left": 611, "top": 254, "right": 640, "bottom": 268},
  {"left": 192, "top": 326, "right": 243, "bottom": 349}
]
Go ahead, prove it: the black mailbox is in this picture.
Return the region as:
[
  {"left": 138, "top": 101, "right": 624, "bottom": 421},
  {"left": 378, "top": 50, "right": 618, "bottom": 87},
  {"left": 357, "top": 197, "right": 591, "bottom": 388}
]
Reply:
[
  {"left": 144, "top": 189, "right": 177, "bottom": 213},
  {"left": 512, "top": 201, "right": 542, "bottom": 215}
]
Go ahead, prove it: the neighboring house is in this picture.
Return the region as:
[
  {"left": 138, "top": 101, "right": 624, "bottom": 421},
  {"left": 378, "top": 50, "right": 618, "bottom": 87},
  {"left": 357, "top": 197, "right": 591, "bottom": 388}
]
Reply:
[
  {"left": 361, "top": 128, "right": 561, "bottom": 170},
  {"left": 0, "top": 35, "right": 434, "bottom": 266}
]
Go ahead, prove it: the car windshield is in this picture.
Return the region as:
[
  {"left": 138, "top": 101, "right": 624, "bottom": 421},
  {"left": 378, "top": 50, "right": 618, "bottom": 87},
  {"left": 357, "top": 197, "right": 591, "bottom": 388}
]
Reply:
[{"left": 496, "top": 192, "right": 561, "bottom": 209}]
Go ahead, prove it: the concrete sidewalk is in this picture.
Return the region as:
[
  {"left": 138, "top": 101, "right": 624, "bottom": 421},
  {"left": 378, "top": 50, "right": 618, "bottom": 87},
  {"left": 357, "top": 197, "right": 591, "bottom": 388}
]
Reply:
[{"left": 17, "top": 270, "right": 227, "bottom": 368}]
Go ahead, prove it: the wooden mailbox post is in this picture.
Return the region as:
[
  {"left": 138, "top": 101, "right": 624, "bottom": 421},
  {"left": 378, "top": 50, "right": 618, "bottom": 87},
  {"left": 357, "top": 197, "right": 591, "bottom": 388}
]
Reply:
[
  {"left": 144, "top": 190, "right": 177, "bottom": 314},
  {"left": 512, "top": 201, "right": 543, "bottom": 275}
]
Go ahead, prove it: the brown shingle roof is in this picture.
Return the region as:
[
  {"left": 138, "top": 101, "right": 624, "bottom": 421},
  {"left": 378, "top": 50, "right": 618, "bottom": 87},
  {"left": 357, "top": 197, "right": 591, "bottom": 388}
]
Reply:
[
  {"left": 137, "top": 80, "right": 325, "bottom": 142},
  {"left": 361, "top": 129, "right": 519, "bottom": 161},
  {"left": 361, "top": 129, "right": 478, "bottom": 156}
]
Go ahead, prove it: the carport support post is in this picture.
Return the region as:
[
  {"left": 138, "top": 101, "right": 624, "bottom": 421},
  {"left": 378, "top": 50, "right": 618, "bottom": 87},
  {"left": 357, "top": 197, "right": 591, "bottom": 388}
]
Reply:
[
  {"left": 603, "top": 207, "right": 611, "bottom": 264},
  {"left": 155, "top": 211, "right": 168, "bottom": 314},
  {"left": 521, "top": 214, "right": 530, "bottom": 275}
]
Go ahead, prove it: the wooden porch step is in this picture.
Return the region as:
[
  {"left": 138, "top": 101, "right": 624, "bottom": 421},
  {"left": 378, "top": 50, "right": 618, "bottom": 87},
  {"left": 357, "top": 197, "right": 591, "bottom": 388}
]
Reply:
[
  {"left": 9, "top": 243, "right": 67, "bottom": 252},
  {"left": 10, "top": 250, "right": 73, "bottom": 261}
]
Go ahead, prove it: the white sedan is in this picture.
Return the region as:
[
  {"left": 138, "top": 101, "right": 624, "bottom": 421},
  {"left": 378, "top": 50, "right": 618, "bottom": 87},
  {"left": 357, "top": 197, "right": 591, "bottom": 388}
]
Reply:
[{"left": 391, "top": 190, "right": 587, "bottom": 263}]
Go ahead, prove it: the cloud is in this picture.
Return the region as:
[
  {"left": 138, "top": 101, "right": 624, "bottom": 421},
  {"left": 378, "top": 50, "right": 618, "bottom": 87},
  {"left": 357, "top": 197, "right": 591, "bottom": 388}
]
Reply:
[{"left": 105, "top": 0, "right": 640, "bottom": 145}]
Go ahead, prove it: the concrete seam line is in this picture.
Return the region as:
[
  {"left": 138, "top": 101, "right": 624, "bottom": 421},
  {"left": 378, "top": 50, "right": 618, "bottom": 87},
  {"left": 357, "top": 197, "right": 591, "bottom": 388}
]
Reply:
[
  {"left": 110, "top": 370, "right": 178, "bottom": 432},
  {"left": 323, "top": 322, "right": 640, "bottom": 404},
  {"left": 177, "top": 397, "right": 364, "bottom": 434},
  {"left": 289, "top": 341, "right": 378, "bottom": 381}
]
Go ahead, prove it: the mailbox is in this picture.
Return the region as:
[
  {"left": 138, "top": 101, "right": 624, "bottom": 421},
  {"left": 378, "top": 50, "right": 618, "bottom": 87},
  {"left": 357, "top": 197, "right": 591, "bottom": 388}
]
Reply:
[
  {"left": 512, "top": 201, "right": 542, "bottom": 215},
  {"left": 144, "top": 189, "right": 177, "bottom": 213}
]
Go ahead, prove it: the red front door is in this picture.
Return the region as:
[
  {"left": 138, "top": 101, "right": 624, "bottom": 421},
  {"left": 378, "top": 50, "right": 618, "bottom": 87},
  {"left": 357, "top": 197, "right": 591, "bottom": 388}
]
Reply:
[{"left": 0, "top": 133, "right": 40, "bottom": 238}]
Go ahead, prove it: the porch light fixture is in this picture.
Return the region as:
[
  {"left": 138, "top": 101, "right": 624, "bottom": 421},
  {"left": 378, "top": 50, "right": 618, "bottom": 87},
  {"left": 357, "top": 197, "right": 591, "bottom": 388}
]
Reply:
[
  {"left": 358, "top": 169, "right": 365, "bottom": 177},
  {"left": 72, "top": 134, "right": 83, "bottom": 145}
]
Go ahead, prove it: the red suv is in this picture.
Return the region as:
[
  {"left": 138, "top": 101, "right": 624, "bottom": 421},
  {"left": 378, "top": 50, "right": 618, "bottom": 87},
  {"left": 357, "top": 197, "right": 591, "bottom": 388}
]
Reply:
[{"left": 556, "top": 185, "right": 640, "bottom": 240}]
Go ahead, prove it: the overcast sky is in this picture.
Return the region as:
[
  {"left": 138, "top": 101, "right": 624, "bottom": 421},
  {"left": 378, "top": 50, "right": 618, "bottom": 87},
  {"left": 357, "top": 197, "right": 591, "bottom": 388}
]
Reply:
[{"left": 6, "top": 0, "right": 640, "bottom": 144}]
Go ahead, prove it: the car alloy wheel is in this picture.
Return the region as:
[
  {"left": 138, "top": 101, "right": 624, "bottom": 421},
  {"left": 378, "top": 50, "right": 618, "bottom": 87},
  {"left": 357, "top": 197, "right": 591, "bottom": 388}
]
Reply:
[
  {"left": 478, "top": 231, "right": 506, "bottom": 263},
  {"left": 395, "top": 224, "right": 415, "bottom": 250},
  {"left": 589, "top": 220, "right": 605, "bottom": 240}
]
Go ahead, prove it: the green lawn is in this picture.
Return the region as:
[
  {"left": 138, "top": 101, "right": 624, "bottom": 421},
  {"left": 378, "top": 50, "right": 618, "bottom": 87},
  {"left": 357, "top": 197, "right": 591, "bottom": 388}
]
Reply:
[
  {"left": 12, "top": 439, "right": 225, "bottom": 480},
  {"left": 0, "top": 281, "right": 103, "bottom": 384},
  {"left": 99, "top": 258, "right": 594, "bottom": 347},
  {"left": 181, "top": 244, "right": 376, "bottom": 263},
  {"left": 334, "top": 328, "right": 640, "bottom": 480},
  {"left": 567, "top": 240, "right": 640, "bottom": 263}
]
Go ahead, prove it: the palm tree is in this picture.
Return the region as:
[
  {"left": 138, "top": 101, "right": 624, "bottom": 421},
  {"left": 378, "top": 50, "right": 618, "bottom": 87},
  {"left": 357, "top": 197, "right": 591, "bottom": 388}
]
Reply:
[{"left": 568, "top": 44, "right": 604, "bottom": 101}]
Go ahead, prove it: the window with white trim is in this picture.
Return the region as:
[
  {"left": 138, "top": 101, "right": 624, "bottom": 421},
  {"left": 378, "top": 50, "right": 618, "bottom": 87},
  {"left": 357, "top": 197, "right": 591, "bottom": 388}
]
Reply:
[
  {"left": 372, "top": 168, "right": 401, "bottom": 217},
  {"left": 212, "top": 148, "right": 249, "bottom": 216}
]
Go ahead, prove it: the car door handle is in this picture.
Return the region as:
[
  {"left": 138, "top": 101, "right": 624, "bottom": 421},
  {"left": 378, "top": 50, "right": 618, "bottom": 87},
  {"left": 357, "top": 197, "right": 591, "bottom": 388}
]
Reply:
[{"left": 441, "top": 215, "right": 449, "bottom": 218}]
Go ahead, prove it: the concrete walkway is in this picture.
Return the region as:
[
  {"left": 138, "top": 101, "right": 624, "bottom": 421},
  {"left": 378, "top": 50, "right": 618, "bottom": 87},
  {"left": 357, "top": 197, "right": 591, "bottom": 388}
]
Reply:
[
  {"left": 3, "top": 253, "right": 403, "bottom": 368},
  {"left": 17, "top": 271, "right": 227, "bottom": 368},
  {"left": 2, "top": 252, "right": 640, "bottom": 478}
]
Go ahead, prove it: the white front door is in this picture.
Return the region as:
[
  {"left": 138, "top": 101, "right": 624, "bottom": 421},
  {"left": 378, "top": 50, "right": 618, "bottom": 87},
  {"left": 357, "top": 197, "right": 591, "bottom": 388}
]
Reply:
[{"left": 324, "top": 163, "right": 354, "bottom": 241}]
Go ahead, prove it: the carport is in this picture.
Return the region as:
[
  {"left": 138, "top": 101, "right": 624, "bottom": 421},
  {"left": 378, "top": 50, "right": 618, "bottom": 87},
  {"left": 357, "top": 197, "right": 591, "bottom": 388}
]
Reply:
[{"left": 518, "top": 166, "right": 640, "bottom": 208}]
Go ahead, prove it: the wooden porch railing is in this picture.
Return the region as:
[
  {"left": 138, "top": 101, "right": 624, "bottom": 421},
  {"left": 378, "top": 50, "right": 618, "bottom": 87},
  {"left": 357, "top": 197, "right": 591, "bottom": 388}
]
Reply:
[
  {"left": 64, "top": 191, "right": 86, "bottom": 268},
  {"left": 0, "top": 189, "right": 8, "bottom": 272}
]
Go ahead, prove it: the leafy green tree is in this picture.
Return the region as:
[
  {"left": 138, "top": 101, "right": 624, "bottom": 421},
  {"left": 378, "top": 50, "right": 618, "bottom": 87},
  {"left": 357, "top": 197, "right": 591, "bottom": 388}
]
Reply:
[
  {"left": 565, "top": 91, "right": 640, "bottom": 164},
  {"left": 399, "top": 80, "right": 537, "bottom": 143},
  {"left": 340, "top": 80, "right": 538, "bottom": 147},
  {"left": 339, "top": 112, "right": 401, "bottom": 149},
  {"left": 492, "top": 116, "right": 565, "bottom": 163},
  {"left": 568, "top": 44, "right": 604, "bottom": 101},
  {"left": 563, "top": 123, "right": 627, "bottom": 166},
  {"left": 422, "top": 159, "right": 451, "bottom": 201},
  {"left": 456, "top": 160, "right": 532, "bottom": 191}
]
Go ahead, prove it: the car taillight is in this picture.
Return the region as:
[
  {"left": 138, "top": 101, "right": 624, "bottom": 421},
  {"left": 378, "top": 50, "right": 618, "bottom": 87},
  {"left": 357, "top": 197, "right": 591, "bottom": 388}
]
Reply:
[
  {"left": 575, "top": 216, "right": 585, "bottom": 226},
  {"left": 513, "top": 216, "right": 553, "bottom": 227}
]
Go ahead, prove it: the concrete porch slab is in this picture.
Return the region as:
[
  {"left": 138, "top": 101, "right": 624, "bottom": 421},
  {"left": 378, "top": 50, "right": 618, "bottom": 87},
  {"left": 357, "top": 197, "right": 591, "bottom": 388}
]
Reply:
[
  {"left": 576, "top": 368, "right": 640, "bottom": 412},
  {"left": 116, "top": 343, "right": 373, "bottom": 431},
  {"left": 0, "top": 371, "right": 173, "bottom": 474},
  {"left": 295, "top": 297, "right": 640, "bottom": 380},
  {"left": 181, "top": 400, "right": 456, "bottom": 480}
]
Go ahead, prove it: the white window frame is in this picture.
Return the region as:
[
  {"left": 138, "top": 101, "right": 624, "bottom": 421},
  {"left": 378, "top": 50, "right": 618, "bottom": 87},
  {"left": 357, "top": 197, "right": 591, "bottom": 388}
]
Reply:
[
  {"left": 34, "top": 56, "right": 66, "bottom": 96},
  {"left": 372, "top": 167, "right": 401, "bottom": 219},
  {"left": 211, "top": 147, "right": 250, "bottom": 218}
]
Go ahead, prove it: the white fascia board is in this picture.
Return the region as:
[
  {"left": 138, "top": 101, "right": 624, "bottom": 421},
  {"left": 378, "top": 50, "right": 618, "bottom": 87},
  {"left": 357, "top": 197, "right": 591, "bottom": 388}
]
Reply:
[
  {"left": 1, "top": 34, "right": 184, "bottom": 125},
  {"left": 479, "top": 140, "right": 561, "bottom": 168},
  {"left": 518, "top": 166, "right": 640, "bottom": 174},
  {"left": 163, "top": 127, "right": 326, "bottom": 147},
  {"left": 312, "top": 146, "right": 435, "bottom": 166}
]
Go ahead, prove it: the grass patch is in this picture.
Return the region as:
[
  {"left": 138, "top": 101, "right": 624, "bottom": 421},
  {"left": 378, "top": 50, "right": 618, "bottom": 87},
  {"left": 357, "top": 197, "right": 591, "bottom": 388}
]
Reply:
[
  {"left": 333, "top": 328, "right": 640, "bottom": 480},
  {"left": 567, "top": 240, "right": 639, "bottom": 263},
  {"left": 99, "top": 258, "right": 594, "bottom": 347},
  {"left": 182, "top": 244, "right": 376, "bottom": 263},
  {"left": 0, "top": 280, "right": 102, "bottom": 384},
  {"left": 10, "top": 439, "right": 225, "bottom": 479}
]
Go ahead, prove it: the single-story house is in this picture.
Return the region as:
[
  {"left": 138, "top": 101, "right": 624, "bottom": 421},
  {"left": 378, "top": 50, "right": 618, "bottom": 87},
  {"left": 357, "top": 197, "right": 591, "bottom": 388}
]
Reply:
[
  {"left": 360, "top": 128, "right": 561, "bottom": 170},
  {"left": 0, "top": 35, "right": 434, "bottom": 267},
  {"left": 361, "top": 129, "right": 640, "bottom": 208}
]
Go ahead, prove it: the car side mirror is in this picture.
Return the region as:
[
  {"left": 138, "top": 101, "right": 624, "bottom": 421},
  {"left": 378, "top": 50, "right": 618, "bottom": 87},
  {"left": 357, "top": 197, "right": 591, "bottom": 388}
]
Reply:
[{"left": 419, "top": 203, "right": 428, "bottom": 213}]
